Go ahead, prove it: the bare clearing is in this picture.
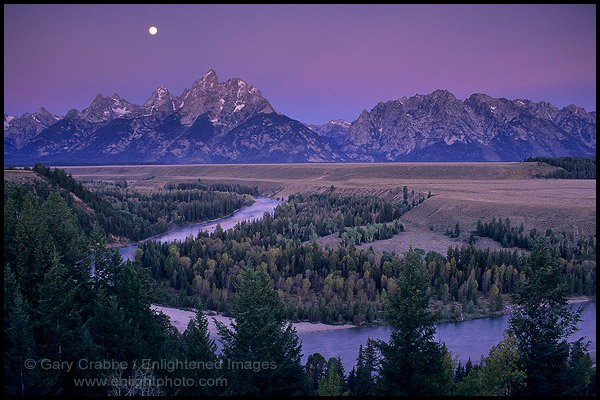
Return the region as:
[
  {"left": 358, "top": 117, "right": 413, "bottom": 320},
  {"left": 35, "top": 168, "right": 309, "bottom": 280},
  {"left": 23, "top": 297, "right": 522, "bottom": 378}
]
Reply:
[
  {"left": 57, "top": 162, "right": 596, "bottom": 241},
  {"left": 151, "top": 304, "right": 355, "bottom": 335},
  {"left": 317, "top": 223, "right": 511, "bottom": 257}
]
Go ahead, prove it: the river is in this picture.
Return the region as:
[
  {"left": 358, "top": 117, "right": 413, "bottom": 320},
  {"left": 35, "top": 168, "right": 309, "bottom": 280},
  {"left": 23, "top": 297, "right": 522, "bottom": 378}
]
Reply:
[
  {"left": 117, "top": 196, "right": 595, "bottom": 371},
  {"left": 297, "top": 301, "right": 596, "bottom": 370},
  {"left": 117, "top": 196, "right": 282, "bottom": 261}
]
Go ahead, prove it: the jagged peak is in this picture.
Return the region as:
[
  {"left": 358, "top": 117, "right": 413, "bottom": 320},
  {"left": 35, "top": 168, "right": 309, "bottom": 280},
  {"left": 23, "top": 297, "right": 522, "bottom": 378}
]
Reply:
[
  {"left": 468, "top": 93, "right": 494, "bottom": 102},
  {"left": 228, "top": 77, "right": 249, "bottom": 87},
  {"left": 65, "top": 109, "right": 80, "bottom": 118},
  {"left": 31, "top": 107, "right": 60, "bottom": 121},
  {"left": 431, "top": 89, "right": 452, "bottom": 96},
  {"left": 427, "top": 89, "right": 461, "bottom": 103},
  {"left": 191, "top": 69, "right": 219, "bottom": 91},
  {"left": 94, "top": 93, "right": 105, "bottom": 100},
  {"left": 203, "top": 68, "right": 217, "bottom": 79},
  {"left": 85, "top": 94, "right": 111, "bottom": 110},
  {"left": 145, "top": 86, "right": 172, "bottom": 102},
  {"left": 562, "top": 104, "right": 589, "bottom": 114},
  {"left": 34, "top": 107, "right": 51, "bottom": 115}
]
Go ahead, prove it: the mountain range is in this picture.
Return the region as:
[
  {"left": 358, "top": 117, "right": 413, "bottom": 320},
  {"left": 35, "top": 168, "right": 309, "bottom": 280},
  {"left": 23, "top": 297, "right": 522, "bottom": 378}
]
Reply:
[{"left": 4, "top": 69, "right": 596, "bottom": 165}]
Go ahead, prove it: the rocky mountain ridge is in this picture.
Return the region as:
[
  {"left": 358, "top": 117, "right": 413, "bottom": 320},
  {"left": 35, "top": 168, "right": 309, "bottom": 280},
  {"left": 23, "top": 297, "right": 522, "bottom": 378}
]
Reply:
[
  {"left": 4, "top": 71, "right": 595, "bottom": 164},
  {"left": 5, "top": 70, "right": 338, "bottom": 164},
  {"left": 341, "top": 90, "right": 595, "bottom": 161}
]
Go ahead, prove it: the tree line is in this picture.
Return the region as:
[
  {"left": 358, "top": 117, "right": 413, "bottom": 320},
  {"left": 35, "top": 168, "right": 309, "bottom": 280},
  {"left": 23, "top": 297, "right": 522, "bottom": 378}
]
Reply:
[
  {"left": 524, "top": 156, "right": 596, "bottom": 179},
  {"left": 7, "top": 164, "right": 255, "bottom": 242},
  {"left": 268, "top": 192, "right": 410, "bottom": 242},
  {"left": 475, "top": 216, "right": 596, "bottom": 261},
  {"left": 164, "top": 180, "right": 259, "bottom": 195}
]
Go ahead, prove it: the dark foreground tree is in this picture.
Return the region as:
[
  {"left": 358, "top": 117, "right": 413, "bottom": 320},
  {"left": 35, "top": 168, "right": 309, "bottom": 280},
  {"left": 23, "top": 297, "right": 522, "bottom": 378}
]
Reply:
[
  {"left": 179, "top": 302, "right": 220, "bottom": 395},
  {"left": 216, "top": 263, "right": 309, "bottom": 395},
  {"left": 377, "top": 248, "right": 453, "bottom": 396},
  {"left": 352, "top": 338, "right": 380, "bottom": 396},
  {"left": 305, "top": 352, "right": 328, "bottom": 393},
  {"left": 508, "top": 237, "right": 592, "bottom": 396}
]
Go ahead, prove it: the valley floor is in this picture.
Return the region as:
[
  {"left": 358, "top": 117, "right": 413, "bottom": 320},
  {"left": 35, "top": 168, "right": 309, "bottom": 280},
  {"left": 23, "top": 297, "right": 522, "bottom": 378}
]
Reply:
[{"left": 59, "top": 162, "right": 596, "bottom": 238}]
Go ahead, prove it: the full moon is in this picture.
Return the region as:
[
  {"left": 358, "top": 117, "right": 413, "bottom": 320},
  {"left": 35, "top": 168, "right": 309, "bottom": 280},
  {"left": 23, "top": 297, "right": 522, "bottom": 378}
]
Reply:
[{"left": 148, "top": 26, "right": 158, "bottom": 35}]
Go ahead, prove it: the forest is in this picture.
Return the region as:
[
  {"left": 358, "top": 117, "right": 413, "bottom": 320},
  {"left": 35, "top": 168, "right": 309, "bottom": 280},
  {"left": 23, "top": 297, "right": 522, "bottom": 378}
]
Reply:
[
  {"left": 136, "top": 193, "right": 595, "bottom": 324},
  {"left": 3, "top": 166, "right": 596, "bottom": 396}
]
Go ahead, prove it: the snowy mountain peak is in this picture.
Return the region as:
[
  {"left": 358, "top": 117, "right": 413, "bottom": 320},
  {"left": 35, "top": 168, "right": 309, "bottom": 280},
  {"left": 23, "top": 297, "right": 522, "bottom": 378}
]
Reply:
[
  {"left": 142, "top": 86, "right": 181, "bottom": 117},
  {"left": 144, "top": 86, "right": 174, "bottom": 105},
  {"left": 81, "top": 93, "right": 138, "bottom": 122},
  {"left": 176, "top": 69, "right": 276, "bottom": 126}
]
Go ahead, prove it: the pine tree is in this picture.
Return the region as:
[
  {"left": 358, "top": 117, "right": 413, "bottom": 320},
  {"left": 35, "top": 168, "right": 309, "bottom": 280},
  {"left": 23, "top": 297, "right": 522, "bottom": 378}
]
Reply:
[
  {"left": 4, "top": 267, "right": 40, "bottom": 396},
  {"left": 35, "top": 250, "right": 87, "bottom": 395},
  {"left": 9, "top": 193, "right": 54, "bottom": 305},
  {"left": 562, "top": 338, "right": 595, "bottom": 395},
  {"left": 40, "top": 192, "right": 90, "bottom": 274},
  {"left": 377, "top": 247, "right": 452, "bottom": 396},
  {"left": 305, "top": 352, "right": 328, "bottom": 392},
  {"left": 353, "top": 338, "right": 379, "bottom": 395},
  {"left": 216, "top": 264, "right": 308, "bottom": 395},
  {"left": 180, "top": 302, "right": 219, "bottom": 395}
]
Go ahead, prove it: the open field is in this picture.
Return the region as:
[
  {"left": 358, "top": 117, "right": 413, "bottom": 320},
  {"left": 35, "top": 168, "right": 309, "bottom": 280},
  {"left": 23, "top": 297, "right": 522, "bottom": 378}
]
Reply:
[
  {"left": 3, "top": 169, "right": 45, "bottom": 184},
  {"left": 55, "top": 161, "right": 560, "bottom": 192},
  {"left": 56, "top": 162, "right": 596, "bottom": 242}
]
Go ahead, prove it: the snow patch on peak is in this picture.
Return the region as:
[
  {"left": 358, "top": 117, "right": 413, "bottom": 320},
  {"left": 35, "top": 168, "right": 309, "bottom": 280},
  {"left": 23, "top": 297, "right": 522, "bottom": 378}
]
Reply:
[
  {"left": 113, "top": 107, "right": 131, "bottom": 116},
  {"left": 327, "top": 119, "right": 350, "bottom": 128},
  {"left": 155, "top": 87, "right": 169, "bottom": 99},
  {"left": 4, "top": 115, "right": 16, "bottom": 130},
  {"left": 444, "top": 135, "right": 464, "bottom": 145}
]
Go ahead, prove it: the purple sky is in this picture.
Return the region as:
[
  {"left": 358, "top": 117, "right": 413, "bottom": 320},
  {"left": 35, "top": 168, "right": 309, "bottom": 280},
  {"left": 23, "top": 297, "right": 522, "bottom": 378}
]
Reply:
[{"left": 4, "top": 4, "right": 596, "bottom": 125}]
